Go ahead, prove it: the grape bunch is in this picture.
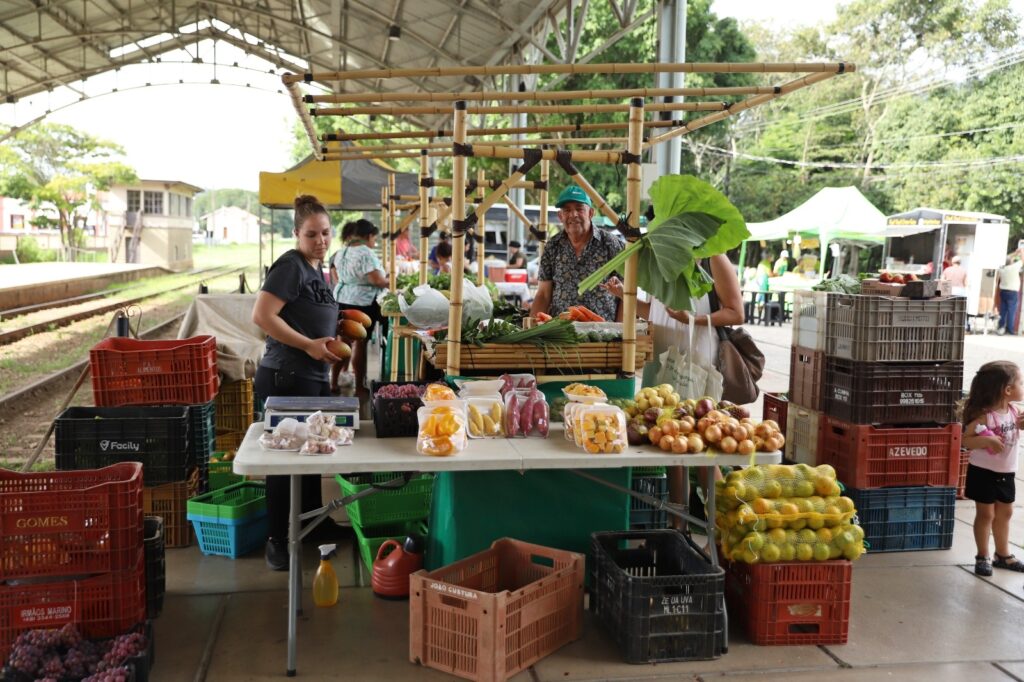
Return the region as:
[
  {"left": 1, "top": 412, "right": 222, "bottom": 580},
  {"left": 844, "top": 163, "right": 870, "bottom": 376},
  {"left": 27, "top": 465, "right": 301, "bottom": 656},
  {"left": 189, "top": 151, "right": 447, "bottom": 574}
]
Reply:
[
  {"left": 374, "top": 383, "right": 424, "bottom": 399},
  {"left": 4, "top": 624, "right": 146, "bottom": 681},
  {"left": 82, "top": 666, "right": 131, "bottom": 682}
]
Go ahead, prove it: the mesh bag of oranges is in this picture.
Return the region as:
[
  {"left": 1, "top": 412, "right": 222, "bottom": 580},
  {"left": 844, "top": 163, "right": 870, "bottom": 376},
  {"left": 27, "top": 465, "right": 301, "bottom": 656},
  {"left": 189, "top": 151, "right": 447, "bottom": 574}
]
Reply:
[
  {"left": 416, "top": 403, "right": 468, "bottom": 457},
  {"left": 714, "top": 464, "right": 866, "bottom": 563}
]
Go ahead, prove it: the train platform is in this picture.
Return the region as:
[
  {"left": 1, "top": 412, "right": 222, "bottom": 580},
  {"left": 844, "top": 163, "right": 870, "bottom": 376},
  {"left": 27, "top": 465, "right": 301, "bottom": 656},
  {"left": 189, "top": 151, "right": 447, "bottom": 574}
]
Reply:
[{"left": 0, "top": 262, "right": 165, "bottom": 310}]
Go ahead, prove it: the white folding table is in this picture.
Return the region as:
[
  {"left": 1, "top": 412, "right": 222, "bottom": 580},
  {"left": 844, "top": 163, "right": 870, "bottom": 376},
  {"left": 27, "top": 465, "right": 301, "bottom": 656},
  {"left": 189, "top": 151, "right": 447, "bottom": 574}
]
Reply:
[{"left": 233, "top": 422, "right": 782, "bottom": 676}]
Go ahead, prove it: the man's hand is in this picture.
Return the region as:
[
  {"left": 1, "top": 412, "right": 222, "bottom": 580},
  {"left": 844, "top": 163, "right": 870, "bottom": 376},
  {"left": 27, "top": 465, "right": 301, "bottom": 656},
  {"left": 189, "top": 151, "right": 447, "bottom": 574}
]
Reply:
[{"left": 600, "top": 276, "right": 624, "bottom": 299}]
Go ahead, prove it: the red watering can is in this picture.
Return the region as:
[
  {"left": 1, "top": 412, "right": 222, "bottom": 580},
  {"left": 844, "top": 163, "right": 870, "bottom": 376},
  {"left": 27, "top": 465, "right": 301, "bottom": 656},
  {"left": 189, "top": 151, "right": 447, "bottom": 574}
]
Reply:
[{"left": 372, "top": 534, "right": 423, "bottom": 599}]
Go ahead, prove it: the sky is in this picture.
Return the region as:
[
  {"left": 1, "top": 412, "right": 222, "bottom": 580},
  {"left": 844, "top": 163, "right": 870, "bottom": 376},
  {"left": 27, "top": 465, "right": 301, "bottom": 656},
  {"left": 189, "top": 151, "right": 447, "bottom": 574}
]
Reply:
[{"left": 0, "top": 1, "right": 1020, "bottom": 193}]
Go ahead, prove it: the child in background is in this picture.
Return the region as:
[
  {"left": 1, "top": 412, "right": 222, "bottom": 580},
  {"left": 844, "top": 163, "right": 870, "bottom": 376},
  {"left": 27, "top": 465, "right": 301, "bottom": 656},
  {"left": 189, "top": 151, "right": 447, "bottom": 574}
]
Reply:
[{"left": 962, "top": 361, "right": 1024, "bottom": 576}]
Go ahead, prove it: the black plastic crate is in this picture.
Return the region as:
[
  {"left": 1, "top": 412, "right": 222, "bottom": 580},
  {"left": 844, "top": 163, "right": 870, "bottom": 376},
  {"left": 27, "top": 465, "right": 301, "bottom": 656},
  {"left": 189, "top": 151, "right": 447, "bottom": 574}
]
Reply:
[
  {"left": 371, "top": 380, "right": 426, "bottom": 438},
  {"left": 824, "top": 358, "right": 962, "bottom": 425},
  {"left": 847, "top": 486, "right": 955, "bottom": 552},
  {"left": 55, "top": 406, "right": 192, "bottom": 486},
  {"left": 187, "top": 402, "right": 215, "bottom": 493},
  {"left": 144, "top": 516, "right": 165, "bottom": 620},
  {"left": 590, "top": 530, "right": 725, "bottom": 663},
  {"left": 630, "top": 475, "right": 668, "bottom": 530}
]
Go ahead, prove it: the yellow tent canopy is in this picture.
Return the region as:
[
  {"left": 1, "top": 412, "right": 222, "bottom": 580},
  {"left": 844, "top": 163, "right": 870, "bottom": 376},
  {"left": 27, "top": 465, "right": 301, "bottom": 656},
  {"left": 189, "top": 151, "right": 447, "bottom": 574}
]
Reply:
[{"left": 258, "top": 150, "right": 418, "bottom": 210}]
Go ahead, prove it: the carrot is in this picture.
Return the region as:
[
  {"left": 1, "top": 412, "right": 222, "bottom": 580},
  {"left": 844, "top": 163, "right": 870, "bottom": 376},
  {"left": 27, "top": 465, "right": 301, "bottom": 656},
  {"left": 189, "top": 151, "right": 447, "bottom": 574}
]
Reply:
[
  {"left": 576, "top": 305, "right": 604, "bottom": 322},
  {"left": 536, "top": 312, "right": 552, "bottom": 322}
]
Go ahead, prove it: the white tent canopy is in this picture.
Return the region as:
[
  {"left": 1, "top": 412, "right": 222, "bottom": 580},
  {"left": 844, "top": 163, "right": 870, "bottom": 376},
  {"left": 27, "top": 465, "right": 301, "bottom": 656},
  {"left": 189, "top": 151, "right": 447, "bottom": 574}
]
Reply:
[{"left": 745, "top": 186, "right": 888, "bottom": 244}]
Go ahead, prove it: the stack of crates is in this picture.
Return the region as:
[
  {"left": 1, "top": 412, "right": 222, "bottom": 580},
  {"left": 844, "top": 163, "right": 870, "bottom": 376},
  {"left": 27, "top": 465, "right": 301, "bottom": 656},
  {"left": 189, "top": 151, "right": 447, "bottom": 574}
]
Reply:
[
  {"left": 335, "top": 472, "right": 433, "bottom": 572},
  {"left": 188, "top": 481, "right": 268, "bottom": 558},
  {"left": 215, "top": 379, "right": 255, "bottom": 461},
  {"left": 783, "top": 291, "right": 829, "bottom": 465},
  {"left": 817, "top": 292, "right": 965, "bottom": 552},
  {"left": 66, "top": 335, "right": 220, "bottom": 548},
  {"left": 0, "top": 463, "right": 148, "bottom": 661}
]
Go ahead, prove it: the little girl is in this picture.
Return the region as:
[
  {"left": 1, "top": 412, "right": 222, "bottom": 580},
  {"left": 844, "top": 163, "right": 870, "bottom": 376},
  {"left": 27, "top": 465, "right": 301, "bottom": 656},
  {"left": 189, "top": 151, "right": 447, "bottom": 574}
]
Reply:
[{"left": 963, "top": 361, "right": 1024, "bottom": 576}]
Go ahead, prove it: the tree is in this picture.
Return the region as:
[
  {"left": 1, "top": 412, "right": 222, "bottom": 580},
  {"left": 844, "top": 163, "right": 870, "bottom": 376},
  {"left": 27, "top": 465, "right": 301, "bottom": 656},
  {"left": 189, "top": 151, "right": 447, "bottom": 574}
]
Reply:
[{"left": 0, "top": 123, "right": 136, "bottom": 257}]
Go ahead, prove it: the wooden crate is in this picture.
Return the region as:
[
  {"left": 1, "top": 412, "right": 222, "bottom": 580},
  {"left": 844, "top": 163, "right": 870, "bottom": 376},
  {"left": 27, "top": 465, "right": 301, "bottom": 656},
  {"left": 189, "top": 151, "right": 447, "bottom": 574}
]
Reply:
[{"left": 429, "top": 335, "right": 653, "bottom": 372}]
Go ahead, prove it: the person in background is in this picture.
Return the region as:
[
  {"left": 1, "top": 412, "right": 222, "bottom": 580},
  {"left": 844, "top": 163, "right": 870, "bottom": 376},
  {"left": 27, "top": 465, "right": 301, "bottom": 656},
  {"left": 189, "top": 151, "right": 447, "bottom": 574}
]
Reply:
[
  {"left": 773, "top": 249, "right": 790, "bottom": 276},
  {"left": 334, "top": 218, "right": 388, "bottom": 393},
  {"left": 428, "top": 231, "right": 451, "bottom": 271},
  {"left": 434, "top": 241, "right": 452, "bottom": 275},
  {"left": 251, "top": 195, "right": 348, "bottom": 571},
  {"left": 755, "top": 251, "right": 774, "bottom": 292},
  {"left": 394, "top": 227, "right": 418, "bottom": 261},
  {"left": 962, "top": 361, "right": 1024, "bottom": 577},
  {"left": 941, "top": 255, "right": 968, "bottom": 288},
  {"left": 329, "top": 221, "right": 357, "bottom": 293},
  {"left": 529, "top": 185, "right": 623, "bottom": 321},
  {"left": 508, "top": 240, "right": 527, "bottom": 269},
  {"left": 997, "top": 253, "right": 1023, "bottom": 336}
]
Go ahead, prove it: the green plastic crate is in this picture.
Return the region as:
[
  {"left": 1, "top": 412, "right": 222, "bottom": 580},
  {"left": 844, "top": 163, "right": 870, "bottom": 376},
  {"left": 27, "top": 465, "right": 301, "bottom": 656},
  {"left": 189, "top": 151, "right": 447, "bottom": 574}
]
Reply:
[
  {"left": 335, "top": 472, "right": 433, "bottom": 528},
  {"left": 352, "top": 520, "right": 428, "bottom": 572},
  {"left": 187, "top": 481, "right": 266, "bottom": 522},
  {"left": 208, "top": 455, "right": 243, "bottom": 491},
  {"left": 537, "top": 378, "right": 637, "bottom": 403},
  {"left": 632, "top": 466, "right": 667, "bottom": 477}
]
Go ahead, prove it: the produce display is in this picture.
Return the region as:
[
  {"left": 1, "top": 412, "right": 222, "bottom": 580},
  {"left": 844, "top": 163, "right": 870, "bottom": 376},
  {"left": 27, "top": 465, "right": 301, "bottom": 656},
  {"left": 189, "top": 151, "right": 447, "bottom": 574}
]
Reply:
[
  {"left": 416, "top": 404, "right": 467, "bottom": 456},
  {"left": 372, "top": 383, "right": 425, "bottom": 436},
  {"left": 5, "top": 624, "right": 145, "bottom": 681},
  {"left": 498, "top": 373, "right": 536, "bottom": 396},
  {"left": 258, "top": 412, "right": 353, "bottom": 454},
  {"left": 563, "top": 383, "right": 607, "bottom": 401},
  {"left": 423, "top": 383, "right": 457, "bottom": 402},
  {"left": 715, "top": 464, "right": 866, "bottom": 564},
  {"left": 559, "top": 305, "right": 604, "bottom": 322},
  {"left": 467, "top": 397, "right": 504, "bottom": 438},
  {"left": 504, "top": 388, "right": 549, "bottom": 438},
  {"left": 380, "top": 273, "right": 503, "bottom": 315},
  {"left": 812, "top": 274, "right": 861, "bottom": 294},
  {"left": 622, "top": 390, "right": 782, "bottom": 455},
  {"left": 435, "top": 317, "right": 578, "bottom": 347}
]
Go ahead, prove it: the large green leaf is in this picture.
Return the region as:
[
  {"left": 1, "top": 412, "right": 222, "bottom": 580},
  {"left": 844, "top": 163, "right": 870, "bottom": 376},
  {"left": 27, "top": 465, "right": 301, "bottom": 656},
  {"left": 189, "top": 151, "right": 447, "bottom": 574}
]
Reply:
[
  {"left": 648, "top": 174, "right": 750, "bottom": 257},
  {"left": 636, "top": 213, "right": 722, "bottom": 311}
]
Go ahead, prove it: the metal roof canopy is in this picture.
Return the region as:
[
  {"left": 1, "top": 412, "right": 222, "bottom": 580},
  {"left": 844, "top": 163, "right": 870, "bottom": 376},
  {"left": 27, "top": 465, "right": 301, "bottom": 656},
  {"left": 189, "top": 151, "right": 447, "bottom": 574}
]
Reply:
[{"left": 0, "top": 0, "right": 659, "bottom": 129}]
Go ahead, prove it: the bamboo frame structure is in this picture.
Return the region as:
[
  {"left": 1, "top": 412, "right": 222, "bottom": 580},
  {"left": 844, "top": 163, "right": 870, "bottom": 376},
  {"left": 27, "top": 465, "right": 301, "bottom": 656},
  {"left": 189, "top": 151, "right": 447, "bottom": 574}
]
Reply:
[
  {"left": 379, "top": 187, "right": 389, "bottom": 277},
  {"left": 283, "top": 60, "right": 855, "bottom": 377},
  {"left": 387, "top": 173, "right": 397, "bottom": 293}
]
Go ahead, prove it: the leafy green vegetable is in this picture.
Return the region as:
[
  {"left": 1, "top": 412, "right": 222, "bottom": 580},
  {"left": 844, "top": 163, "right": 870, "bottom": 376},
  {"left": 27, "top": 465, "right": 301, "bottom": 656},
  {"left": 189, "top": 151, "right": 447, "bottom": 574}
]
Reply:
[
  {"left": 577, "top": 174, "right": 750, "bottom": 311},
  {"left": 813, "top": 274, "right": 861, "bottom": 294}
]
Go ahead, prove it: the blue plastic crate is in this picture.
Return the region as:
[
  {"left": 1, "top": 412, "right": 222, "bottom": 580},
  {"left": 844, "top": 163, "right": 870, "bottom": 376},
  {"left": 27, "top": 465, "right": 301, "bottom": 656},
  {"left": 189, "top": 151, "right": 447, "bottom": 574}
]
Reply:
[
  {"left": 847, "top": 486, "right": 955, "bottom": 553},
  {"left": 630, "top": 474, "right": 669, "bottom": 530},
  {"left": 188, "top": 512, "right": 268, "bottom": 558}
]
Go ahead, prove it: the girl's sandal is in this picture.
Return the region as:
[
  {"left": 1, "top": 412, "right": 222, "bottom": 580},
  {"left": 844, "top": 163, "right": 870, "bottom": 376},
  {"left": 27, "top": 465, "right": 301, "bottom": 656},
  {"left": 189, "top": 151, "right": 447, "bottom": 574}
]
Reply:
[
  {"left": 993, "top": 553, "right": 1024, "bottom": 572},
  {"left": 975, "top": 555, "right": 993, "bottom": 576}
]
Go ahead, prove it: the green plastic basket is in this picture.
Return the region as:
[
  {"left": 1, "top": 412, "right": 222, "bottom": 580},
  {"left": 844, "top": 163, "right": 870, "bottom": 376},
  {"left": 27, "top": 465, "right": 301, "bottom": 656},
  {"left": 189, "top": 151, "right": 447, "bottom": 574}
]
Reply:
[
  {"left": 335, "top": 472, "right": 433, "bottom": 527},
  {"left": 187, "top": 481, "right": 266, "bottom": 522},
  {"left": 208, "top": 455, "right": 243, "bottom": 491},
  {"left": 632, "top": 466, "right": 667, "bottom": 477},
  {"left": 352, "top": 520, "right": 428, "bottom": 572}
]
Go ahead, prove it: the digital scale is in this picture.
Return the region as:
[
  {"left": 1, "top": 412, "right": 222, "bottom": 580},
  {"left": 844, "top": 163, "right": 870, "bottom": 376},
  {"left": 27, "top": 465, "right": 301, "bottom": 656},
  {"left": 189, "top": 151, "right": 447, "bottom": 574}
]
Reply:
[{"left": 263, "top": 396, "right": 361, "bottom": 430}]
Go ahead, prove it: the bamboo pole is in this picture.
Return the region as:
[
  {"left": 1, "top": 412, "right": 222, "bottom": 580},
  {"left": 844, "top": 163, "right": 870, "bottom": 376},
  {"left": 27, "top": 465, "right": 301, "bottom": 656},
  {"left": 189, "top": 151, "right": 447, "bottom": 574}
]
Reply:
[
  {"left": 380, "top": 187, "right": 390, "bottom": 283},
  {"left": 285, "top": 81, "right": 321, "bottom": 159},
  {"left": 476, "top": 168, "right": 486, "bottom": 286},
  {"left": 468, "top": 146, "right": 625, "bottom": 165},
  {"left": 646, "top": 71, "right": 839, "bottom": 148},
  {"left": 308, "top": 84, "right": 781, "bottom": 104},
  {"left": 429, "top": 178, "right": 545, "bottom": 190},
  {"left": 325, "top": 137, "right": 629, "bottom": 153},
  {"left": 313, "top": 101, "right": 729, "bottom": 117},
  {"left": 327, "top": 118, "right": 688, "bottom": 142},
  {"left": 622, "top": 97, "right": 644, "bottom": 377},
  {"left": 283, "top": 61, "right": 856, "bottom": 85},
  {"left": 538, "top": 158, "right": 549, "bottom": 258},
  {"left": 395, "top": 208, "right": 419, "bottom": 232},
  {"left": 447, "top": 102, "right": 468, "bottom": 377},
  {"left": 502, "top": 197, "right": 534, "bottom": 234},
  {"left": 419, "top": 151, "right": 430, "bottom": 286},
  {"left": 388, "top": 173, "right": 397, "bottom": 293}
]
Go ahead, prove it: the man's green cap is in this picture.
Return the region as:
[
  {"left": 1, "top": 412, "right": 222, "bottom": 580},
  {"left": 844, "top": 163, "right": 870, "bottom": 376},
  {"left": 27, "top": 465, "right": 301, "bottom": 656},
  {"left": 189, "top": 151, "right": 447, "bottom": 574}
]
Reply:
[{"left": 555, "top": 185, "right": 593, "bottom": 208}]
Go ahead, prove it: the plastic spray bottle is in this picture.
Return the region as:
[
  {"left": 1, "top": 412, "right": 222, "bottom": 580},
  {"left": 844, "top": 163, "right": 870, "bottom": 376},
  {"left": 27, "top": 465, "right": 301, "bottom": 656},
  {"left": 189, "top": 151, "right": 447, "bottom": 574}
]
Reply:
[{"left": 313, "top": 544, "right": 339, "bottom": 607}]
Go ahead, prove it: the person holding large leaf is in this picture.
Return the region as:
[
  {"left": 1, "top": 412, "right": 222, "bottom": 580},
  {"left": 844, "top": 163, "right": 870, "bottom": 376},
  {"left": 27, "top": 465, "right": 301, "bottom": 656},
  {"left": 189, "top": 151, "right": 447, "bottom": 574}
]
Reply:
[{"left": 529, "top": 185, "right": 624, "bottom": 321}]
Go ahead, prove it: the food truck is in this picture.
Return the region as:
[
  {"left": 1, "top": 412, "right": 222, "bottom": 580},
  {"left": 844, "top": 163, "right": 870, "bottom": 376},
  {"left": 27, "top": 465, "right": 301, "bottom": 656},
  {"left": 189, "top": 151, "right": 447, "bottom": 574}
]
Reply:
[{"left": 884, "top": 207, "right": 1011, "bottom": 317}]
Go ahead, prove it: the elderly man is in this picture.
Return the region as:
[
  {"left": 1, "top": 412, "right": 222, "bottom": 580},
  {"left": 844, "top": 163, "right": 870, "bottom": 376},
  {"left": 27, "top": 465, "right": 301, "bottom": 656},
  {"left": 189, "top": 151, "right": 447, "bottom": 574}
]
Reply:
[{"left": 530, "top": 185, "right": 623, "bottom": 321}]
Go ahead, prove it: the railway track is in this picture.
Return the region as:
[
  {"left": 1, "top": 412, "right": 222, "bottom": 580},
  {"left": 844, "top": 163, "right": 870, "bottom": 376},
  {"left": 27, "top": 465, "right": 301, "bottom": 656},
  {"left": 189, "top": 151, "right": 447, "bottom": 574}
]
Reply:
[{"left": 0, "top": 265, "right": 248, "bottom": 345}]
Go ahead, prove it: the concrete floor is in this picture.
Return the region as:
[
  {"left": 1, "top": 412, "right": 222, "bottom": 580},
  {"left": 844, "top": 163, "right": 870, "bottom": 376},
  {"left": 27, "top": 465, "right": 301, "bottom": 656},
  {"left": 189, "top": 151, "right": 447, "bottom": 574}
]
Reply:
[{"left": 147, "top": 321, "right": 1024, "bottom": 681}]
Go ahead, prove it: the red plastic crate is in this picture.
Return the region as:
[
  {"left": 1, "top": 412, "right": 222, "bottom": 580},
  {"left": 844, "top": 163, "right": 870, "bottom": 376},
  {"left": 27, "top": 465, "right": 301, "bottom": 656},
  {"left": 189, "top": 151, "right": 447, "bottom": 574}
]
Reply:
[
  {"left": 957, "top": 449, "right": 969, "bottom": 500},
  {"left": 0, "top": 463, "right": 143, "bottom": 581},
  {"left": 820, "top": 416, "right": 962, "bottom": 489},
  {"left": 0, "top": 567, "right": 146, "bottom": 662},
  {"left": 763, "top": 392, "right": 788, "bottom": 437},
  {"left": 91, "top": 335, "right": 218, "bottom": 406},
  {"left": 789, "top": 346, "right": 825, "bottom": 411},
  {"left": 725, "top": 560, "right": 851, "bottom": 646}
]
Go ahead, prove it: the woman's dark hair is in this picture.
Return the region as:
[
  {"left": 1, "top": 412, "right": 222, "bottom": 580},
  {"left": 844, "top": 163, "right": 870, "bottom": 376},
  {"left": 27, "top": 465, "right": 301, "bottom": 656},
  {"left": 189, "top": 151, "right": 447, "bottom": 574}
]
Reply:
[
  {"left": 340, "top": 221, "right": 358, "bottom": 242},
  {"left": 293, "top": 195, "right": 328, "bottom": 233},
  {"left": 963, "top": 361, "right": 1020, "bottom": 425},
  {"left": 353, "top": 218, "right": 379, "bottom": 240},
  {"left": 436, "top": 242, "right": 452, "bottom": 258}
]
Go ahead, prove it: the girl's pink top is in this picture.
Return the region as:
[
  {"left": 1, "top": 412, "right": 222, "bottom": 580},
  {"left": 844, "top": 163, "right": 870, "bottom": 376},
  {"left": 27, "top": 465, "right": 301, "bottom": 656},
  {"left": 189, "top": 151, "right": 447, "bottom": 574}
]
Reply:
[{"left": 968, "top": 406, "right": 1020, "bottom": 474}]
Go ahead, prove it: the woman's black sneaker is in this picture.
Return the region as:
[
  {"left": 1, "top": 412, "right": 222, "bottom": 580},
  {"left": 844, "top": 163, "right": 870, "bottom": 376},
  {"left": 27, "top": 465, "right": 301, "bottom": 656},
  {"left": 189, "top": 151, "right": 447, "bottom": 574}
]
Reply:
[{"left": 265, "top": 538, "right": 289, "bottom": 571}]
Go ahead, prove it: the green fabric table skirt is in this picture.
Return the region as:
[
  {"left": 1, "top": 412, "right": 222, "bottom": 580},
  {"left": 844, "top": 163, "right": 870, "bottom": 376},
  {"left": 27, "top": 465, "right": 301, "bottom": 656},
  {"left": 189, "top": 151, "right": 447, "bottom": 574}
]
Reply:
[{"left": 424, "top": 468, "right": 631, "bottom": 572}]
